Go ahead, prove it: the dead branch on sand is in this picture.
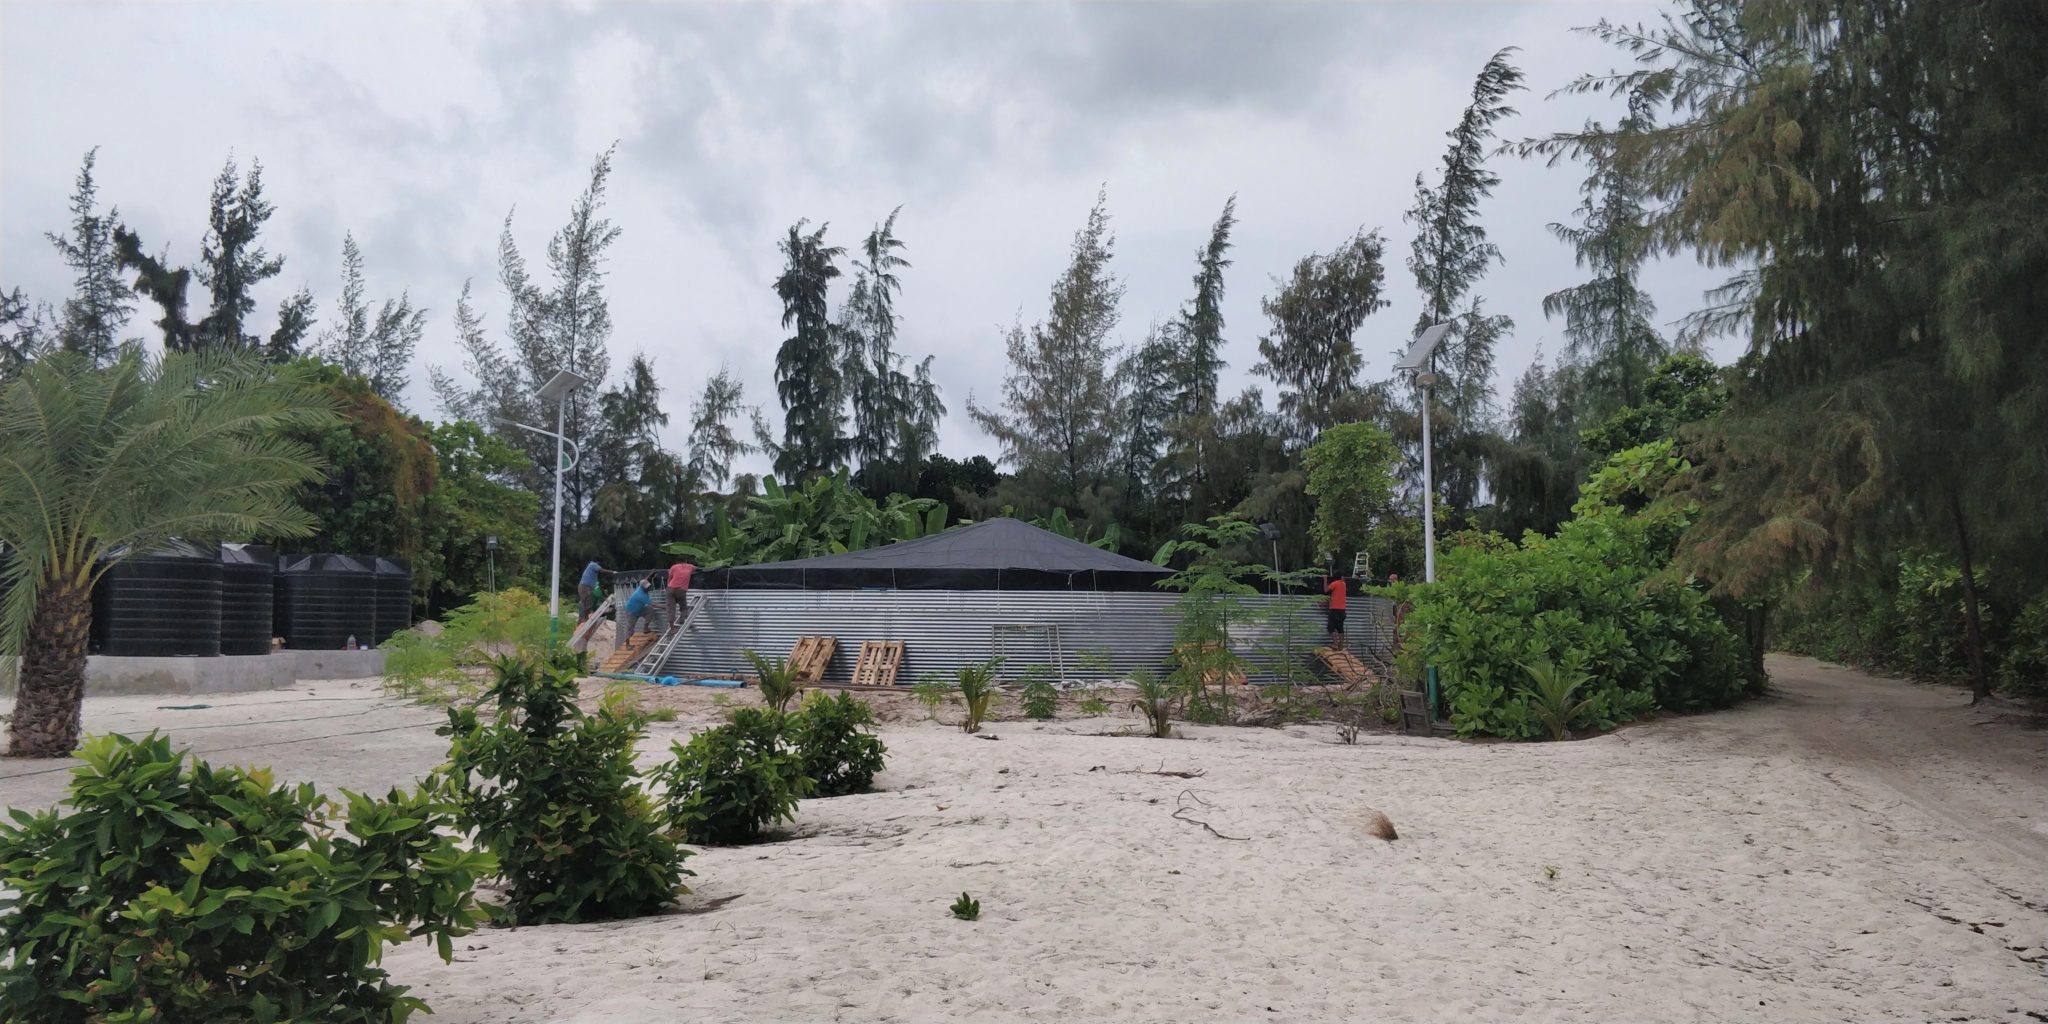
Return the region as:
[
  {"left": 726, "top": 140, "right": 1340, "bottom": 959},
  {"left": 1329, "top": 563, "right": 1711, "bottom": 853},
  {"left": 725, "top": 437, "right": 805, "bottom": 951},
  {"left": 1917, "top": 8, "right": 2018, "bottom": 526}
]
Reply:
[{"left": 1171, "top": 789, "right": 1248, "bottom": 841}]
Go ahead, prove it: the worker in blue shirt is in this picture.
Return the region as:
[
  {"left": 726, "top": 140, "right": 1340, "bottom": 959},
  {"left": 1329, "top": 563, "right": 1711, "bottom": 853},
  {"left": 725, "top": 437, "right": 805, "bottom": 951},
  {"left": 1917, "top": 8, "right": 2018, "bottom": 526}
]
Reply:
[
  {"left": 622, "top": 581, "right": 653, "bottom": 637},
  {"left": 577, "top": 561, "right": 612, "bottom": 623}
]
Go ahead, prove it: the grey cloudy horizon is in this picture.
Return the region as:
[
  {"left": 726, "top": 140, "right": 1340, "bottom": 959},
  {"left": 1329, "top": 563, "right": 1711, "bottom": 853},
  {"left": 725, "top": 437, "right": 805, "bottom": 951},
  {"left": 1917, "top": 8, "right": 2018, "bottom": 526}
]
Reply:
[{"left": 1, "top": 0, "right": 1734, "bottom": 476}]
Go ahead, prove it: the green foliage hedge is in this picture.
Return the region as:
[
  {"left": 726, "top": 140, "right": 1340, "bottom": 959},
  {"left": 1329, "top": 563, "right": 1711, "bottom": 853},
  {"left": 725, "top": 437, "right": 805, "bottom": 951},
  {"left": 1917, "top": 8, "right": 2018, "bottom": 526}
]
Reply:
[
  {"left": 383, "top": 588, "right": 551, "bottom": 702},
  {"left": 0, "top": 733, "right": 492, "bottom": 1023},
  {"left": 1775, "top": 553, "right": 2048, "bottom": 698},
  {"left": 441, "top": 649, "right": 690, "bottom": 924},
  {"left": 1393, "top": 443, "right": 1757, "bottom": 739}
]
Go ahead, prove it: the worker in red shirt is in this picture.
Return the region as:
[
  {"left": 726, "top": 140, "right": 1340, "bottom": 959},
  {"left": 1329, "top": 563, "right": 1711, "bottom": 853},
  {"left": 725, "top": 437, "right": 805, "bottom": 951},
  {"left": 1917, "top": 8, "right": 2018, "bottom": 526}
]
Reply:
[
  {"left": 665, "top": 559, "right": 696, "bottom": 628},
  {"left": 1324, "top": 573, "right": 1348, "bottom": 650}
]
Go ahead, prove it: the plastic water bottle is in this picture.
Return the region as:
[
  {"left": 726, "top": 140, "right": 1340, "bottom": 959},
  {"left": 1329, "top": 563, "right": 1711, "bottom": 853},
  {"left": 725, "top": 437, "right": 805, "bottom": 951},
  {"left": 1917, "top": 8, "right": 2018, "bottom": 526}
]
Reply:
[{"left": 346, "top": 635, "right": 358, "bottom": 651}]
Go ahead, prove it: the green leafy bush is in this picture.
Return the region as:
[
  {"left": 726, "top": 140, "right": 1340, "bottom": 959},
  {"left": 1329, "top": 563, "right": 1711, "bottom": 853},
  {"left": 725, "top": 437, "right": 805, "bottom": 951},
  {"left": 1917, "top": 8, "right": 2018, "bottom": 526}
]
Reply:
[
  {"left": 1019, "top": 670, "right": 1059, "bottom": 720},
  {"left": 441, "top": 649, "right": 690, "bottom": 924},
  {"left": 742, "top": 649, "right": 804, "bottom": 713},
  {"left": 0, "top": 733, "right": 492, "bottom": 1023},
  {"left": 956, "top": 658, "right": 1004, "bottom": 733},
  {"left": 1395, "top": 501, "right": 1750, "bottom": 740},
  {"left": 791, "top": 691, "right": 888, "bottom": 796},
  {"left": 658, "top": 707, "right": 814, "bottom": 844},
  {"left": 1077, "top": 693, "right": 1111, "bottom": 716}
]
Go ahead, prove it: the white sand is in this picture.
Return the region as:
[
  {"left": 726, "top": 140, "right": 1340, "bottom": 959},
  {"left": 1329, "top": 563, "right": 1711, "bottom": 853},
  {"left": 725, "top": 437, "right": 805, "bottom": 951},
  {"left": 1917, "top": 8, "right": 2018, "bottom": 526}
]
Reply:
[{"left": 4, "top": 656, "right": 2044, "bottom": 1022}]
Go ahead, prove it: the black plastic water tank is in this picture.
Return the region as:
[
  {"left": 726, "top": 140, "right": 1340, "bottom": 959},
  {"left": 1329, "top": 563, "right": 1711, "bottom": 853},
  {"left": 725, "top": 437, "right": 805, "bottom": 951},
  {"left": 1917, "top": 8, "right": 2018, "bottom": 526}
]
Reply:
[
  {"left": 373, "top": 557, "right": 411, "bottom": 644},
  {"left": 90, "top": 541, "right": 223, "bottom": 657},
  {"left": 273, "top": 553, "right": 377, "bottom": 651},
  {"left": 219, "top": 543, "right": 275, "bottom": 656}
]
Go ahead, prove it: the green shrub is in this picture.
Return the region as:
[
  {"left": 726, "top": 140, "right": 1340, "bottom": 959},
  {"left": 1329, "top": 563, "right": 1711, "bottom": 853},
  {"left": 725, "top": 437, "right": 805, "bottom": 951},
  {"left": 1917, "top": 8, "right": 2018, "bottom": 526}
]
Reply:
[
  {"left": 1996, "top": 594, "right": 2048, "bottom": 698},
  {"left": 949, "top": 891, "right": 981, "bottom": 921},
  {"left": 956, "top": 658, "right": 1004, "bottom": 733},
  {"left": 742, "top": 649, "right": 804, "bottom": 713},
  {"left": 1395, "top": 499, "right": 1749, "bottom": 740},
  {"left": 1128, "top": 671, "right": 1181, "bottom": 738},
  {"left": 1077, "top": 693, "right": 1111, "bottom": 716},
  {"left": 441, "top": 649, "right": 690, "bottom": 925},
  {"left": 791, "top": 691, "right": 888, "bottom": 795},
  {"left": 1019, "top": 671, "right": 1059, "bottom": 720},
  {"left": 383, "top": 588, "right": 550, "bottom": 702},
  {"left": 658, "top": 708, "right": 814, "bottom": 844},
  {"left": 1519, "top": 657, "right": 1597, "bottom": 740},
  {"left": 911, "top": 678, "right": 952, "bottom": 719},
  {"left": 0, "top": 733, "right": 492, "bottom": 1023}
]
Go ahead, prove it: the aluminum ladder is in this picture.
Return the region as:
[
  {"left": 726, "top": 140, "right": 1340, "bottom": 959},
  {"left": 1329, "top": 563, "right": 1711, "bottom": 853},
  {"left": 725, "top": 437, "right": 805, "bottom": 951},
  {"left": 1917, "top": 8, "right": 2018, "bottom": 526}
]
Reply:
[{"left": 633, "top": 591, "right": 716, "bottom": 675}]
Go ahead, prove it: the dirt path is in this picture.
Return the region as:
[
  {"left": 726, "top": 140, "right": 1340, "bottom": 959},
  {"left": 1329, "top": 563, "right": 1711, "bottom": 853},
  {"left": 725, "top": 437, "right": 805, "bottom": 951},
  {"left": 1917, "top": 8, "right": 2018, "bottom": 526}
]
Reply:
[
  {"left": 1666, "top": 655, "right": 2047, "bottom": 871},
  {"left": 1760, "top": 656, "right": 2046, "bottom": 868}
]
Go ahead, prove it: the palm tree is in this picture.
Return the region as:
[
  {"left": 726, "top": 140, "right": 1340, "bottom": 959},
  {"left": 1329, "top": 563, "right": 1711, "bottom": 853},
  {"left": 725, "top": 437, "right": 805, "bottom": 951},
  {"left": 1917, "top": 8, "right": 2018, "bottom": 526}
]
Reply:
[{"left": 1, "top": 350, "right": 331, "bottom": 756}]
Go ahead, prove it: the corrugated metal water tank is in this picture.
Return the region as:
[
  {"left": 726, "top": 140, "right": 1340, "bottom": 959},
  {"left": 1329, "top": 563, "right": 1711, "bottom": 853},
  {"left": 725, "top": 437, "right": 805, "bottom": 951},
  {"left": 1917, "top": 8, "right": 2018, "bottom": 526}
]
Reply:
[
  {"left": 649, "top": 590, "right": 1392, "bottom": 685},
  {"left": 373, "top": 557, "right": 411, "bottom": 644},
  {"left": 90, "top": 541, "right": 223, "bottom": 657},
  {"left": 219, "top": 543, "right": 275, "bottom": 656},
  {"left": 273, "top": 553, "right": 377, "bottom": 650}
]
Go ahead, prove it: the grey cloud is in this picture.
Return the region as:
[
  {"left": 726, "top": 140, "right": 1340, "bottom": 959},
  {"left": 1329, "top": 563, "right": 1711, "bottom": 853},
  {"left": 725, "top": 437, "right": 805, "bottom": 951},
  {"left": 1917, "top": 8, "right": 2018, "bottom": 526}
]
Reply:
[{"left": 3, "top": 0, "right": 1738, "bottom": 472}]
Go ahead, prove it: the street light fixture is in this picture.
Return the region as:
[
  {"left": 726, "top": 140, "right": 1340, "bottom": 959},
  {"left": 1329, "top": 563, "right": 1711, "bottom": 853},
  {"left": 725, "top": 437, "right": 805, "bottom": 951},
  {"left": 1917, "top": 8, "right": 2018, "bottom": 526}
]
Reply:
[
  {"left": 1395, "top": 323, "right": 1452, "bottom": 584},
  {"left": 499, "top": 367, "right": 591, "bottom": 629}
]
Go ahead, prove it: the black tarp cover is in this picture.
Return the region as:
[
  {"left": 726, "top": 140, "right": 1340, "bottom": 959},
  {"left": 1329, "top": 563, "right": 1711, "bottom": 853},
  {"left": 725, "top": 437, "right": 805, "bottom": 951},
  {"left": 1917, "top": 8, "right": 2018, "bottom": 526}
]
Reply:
[{"left": 701, "top": 517, "right": 1172, "bottom": 591}]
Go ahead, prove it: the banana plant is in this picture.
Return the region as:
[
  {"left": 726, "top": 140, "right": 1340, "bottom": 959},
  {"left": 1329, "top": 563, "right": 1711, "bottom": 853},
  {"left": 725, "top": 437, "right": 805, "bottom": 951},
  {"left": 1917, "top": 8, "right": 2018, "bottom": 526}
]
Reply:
[
  {"left": 662, "top": 470, "right": 951, "bottom": 567},
  {"left": 1032, "top": 507, "right": 1123, "bottom": 551}
]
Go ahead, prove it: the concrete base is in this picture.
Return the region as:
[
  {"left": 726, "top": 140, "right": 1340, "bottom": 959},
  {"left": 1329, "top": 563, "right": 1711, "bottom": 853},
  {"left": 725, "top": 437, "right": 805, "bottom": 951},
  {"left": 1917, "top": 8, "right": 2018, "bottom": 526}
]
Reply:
[
  {"left": 1, "top": 654, "right": 297, "bottom": 696},
  {"left": 292, "top": 648, "right": 387, "bottom": 680},
  {"left": 1, "top": 648, "right": 385, "bottom": 696}
]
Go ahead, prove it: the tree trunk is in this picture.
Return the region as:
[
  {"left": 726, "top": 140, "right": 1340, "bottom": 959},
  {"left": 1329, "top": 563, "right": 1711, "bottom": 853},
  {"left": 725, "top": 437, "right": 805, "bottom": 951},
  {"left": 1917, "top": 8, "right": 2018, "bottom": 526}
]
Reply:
[
  {"left": 1948, "top": 491, "right": 1992, "bottom": 703},
  {"left": 6, "top": 573, "right": 93, "bottom": 758}
]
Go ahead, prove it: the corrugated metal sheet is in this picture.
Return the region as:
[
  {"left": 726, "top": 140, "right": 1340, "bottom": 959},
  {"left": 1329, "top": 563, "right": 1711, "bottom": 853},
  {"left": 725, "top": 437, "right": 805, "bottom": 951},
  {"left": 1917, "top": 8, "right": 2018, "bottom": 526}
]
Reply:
[{"left": 648, "top": 589, "right": 1395, "bottom": 685}]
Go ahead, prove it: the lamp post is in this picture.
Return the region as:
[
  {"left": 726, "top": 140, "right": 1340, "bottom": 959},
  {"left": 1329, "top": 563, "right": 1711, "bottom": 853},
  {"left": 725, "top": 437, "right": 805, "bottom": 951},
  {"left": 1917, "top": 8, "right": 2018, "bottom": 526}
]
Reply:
[
  {"left": 1257, "top": 522, "right": 1282, "bottom": 595},
  {"left": 499, "top": 368, "right": 590, "bottom": 630},
  {"left": 1394, "top": 323, "right": 1452, "bottom": 584}
]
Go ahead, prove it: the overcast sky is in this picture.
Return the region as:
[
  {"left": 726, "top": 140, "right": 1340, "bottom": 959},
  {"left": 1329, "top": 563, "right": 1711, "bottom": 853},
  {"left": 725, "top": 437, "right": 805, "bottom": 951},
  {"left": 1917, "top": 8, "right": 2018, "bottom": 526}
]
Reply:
[{"left": 1, "top": 0, "right": 1733, "bottom": 473}]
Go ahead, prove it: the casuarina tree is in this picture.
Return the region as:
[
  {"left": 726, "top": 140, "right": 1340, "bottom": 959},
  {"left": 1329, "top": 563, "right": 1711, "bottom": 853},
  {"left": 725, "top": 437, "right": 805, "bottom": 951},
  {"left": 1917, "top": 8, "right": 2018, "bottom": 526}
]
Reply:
[
  {"left": 1401, "top": 47, "right": 1524, "bottom": 514},
  {"left": 46, "top": 149, "right": 134, "bottom": 366},
  {"left": 773, "top": 219, "right": 848, "bottom": 481},
  {"left": 969, "top": 188, "right": 1125, "bottom": 523},
  {"left": 0, "top": 351, "right": 330, "bottom": 756}
]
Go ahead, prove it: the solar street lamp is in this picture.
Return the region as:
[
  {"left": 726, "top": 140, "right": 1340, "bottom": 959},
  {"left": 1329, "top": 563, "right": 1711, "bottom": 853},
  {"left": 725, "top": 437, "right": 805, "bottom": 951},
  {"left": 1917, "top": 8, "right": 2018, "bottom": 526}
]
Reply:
[
  {"left": 1394, "top": 323, "right": 1452, "bottom": 584},
  {"left": 498, "top": 367, "right": 591, "bottom": 628}
]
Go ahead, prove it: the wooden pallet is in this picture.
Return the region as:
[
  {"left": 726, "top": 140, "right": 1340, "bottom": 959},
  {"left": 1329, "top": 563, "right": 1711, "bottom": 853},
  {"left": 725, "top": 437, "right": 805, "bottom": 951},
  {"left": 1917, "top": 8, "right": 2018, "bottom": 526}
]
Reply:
[
  {"left": 1399, "top": 690, "right": 1430, "bottom": 735},
  {"left": 787, "top": 635, "right": 838, "bottom": 684},
  {"left": 1174, "top": 641, "right": 1245, "bottom": 688},
  {"left": 599, "top": 629, "right": 660, "bottom": 672},
  {"left": 1313, "top": 646, "right": 1386, "bottom": 690},
  {"left": 849, "top": 640, "right": 906, "bottom": 687},
  {"left": 1399, "top": 689, "right": 1456, "bottom": 736}
]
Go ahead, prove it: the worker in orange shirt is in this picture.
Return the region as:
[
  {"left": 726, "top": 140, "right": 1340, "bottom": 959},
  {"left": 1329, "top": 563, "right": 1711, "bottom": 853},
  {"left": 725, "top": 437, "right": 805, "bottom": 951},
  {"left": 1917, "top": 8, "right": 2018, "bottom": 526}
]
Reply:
[{"left": 1324, "top": 573, "right": 1348, "bottom": 651}]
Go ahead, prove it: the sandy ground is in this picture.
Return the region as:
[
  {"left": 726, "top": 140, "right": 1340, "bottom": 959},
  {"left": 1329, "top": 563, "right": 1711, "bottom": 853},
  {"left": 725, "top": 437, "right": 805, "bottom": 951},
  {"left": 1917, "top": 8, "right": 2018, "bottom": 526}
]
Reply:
[{"left": 3, "top": 655, "right": 2044, "bottom": 1022}]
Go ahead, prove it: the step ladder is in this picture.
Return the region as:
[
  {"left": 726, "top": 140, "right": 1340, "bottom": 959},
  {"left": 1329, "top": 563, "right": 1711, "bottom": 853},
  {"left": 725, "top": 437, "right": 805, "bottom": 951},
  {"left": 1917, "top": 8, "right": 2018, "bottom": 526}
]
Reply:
[
  {"left": 568, "top": 592, "right": 618, "bottom": 652},
  {"left": 632, "top": 591, "right": 716, "bottom": 675}
]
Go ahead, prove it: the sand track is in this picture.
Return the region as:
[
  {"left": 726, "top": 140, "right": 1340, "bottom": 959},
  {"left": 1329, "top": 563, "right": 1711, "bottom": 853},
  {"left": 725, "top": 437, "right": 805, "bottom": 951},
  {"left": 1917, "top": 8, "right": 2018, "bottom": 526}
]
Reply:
[{"left": 4, "top": 655, "right": 2043, "bottom": 1022}]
